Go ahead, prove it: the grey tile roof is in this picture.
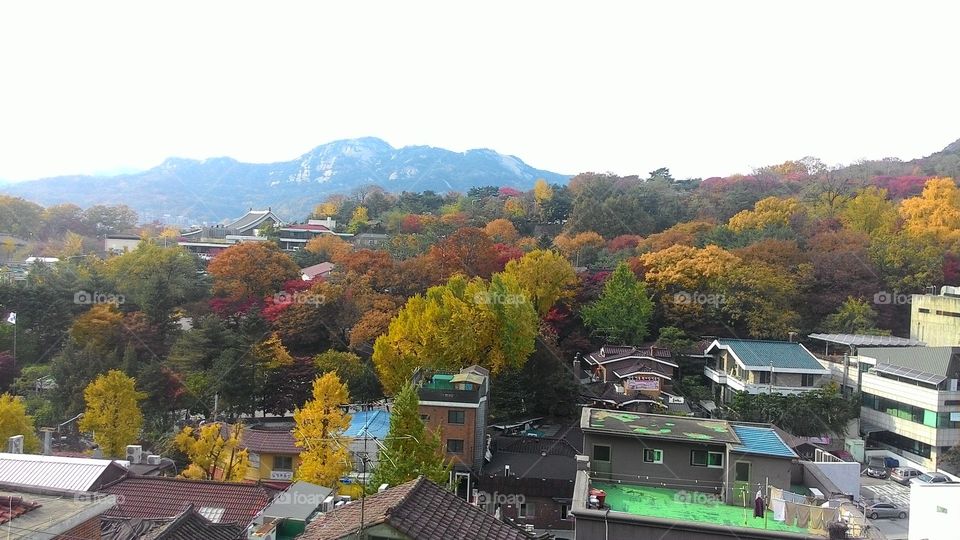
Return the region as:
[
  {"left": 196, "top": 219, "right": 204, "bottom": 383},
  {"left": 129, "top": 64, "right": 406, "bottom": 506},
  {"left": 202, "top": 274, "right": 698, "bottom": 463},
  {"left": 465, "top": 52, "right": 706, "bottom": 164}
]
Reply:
[
  {"left": 101, "top": 505, "right": 245, "bottom": 540},
  {"left": 808, "top": 333, "right": 926, "bottom": 348},
  {"left": 857, "top": 346, "right": 960, "bottom": 378},
  {"left": 300, "top": 477, "right": 537, "bottom": 540}
]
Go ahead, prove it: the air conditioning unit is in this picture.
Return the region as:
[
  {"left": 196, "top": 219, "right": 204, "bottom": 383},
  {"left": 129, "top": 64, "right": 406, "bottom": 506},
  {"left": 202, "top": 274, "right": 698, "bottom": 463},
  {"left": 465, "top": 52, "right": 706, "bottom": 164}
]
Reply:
[
  {"left": 7, "top": 435, "right": 23, "bottom": 454},
  {"left": 668, "top": 396, "right": 685, "bottom": 404},
  {"left": 126, "top": 445, "right": 143, "bottom": 464},
  {"left": 146, "top": 454, "right": 162, "bottom": 465}
]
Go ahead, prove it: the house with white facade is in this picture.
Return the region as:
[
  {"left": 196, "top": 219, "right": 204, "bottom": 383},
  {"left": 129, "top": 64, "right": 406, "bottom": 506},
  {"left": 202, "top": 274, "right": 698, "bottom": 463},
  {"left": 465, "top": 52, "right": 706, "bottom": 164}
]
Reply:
[{"left": 703, "top": 338, "right": 830, "bottom": 404}]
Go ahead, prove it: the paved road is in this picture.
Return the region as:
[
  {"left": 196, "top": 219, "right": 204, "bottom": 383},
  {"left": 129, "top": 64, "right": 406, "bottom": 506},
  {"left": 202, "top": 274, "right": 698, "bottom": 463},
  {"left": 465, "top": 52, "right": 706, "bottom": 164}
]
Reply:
[{"left": 860, "top": 476, "right": 910, "bottom": 540}]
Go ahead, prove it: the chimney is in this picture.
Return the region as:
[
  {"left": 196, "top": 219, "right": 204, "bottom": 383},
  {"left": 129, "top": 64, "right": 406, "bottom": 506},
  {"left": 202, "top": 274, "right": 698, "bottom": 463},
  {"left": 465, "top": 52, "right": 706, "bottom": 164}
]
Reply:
[
  {"left": 504, "top": 465, "right": 510, "bottom": 477},
  {"left": 572, "top": 353, "right": 581, "bottom": 384},
  {"left": 7, "top": 435, "right": 23, "bottom": 454},
  {"left": 41, "top": 428, "right": 54, "bottom": 455}
]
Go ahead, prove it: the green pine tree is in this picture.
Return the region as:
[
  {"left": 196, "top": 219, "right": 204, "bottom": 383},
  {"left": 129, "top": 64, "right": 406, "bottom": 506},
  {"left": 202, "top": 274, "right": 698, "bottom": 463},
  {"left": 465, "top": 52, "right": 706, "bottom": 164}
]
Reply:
[
  {"left": 369, "top": 382, "right": 449, "bottom": 490},
  {"left": 582, "top": 262, "right": 654, "bottom": 344}
]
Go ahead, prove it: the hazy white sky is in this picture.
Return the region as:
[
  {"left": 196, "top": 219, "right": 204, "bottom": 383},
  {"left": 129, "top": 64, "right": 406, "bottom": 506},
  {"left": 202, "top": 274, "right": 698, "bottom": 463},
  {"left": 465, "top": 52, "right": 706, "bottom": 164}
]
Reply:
[{"left": 1, "top": 1, "right": 958, "bottom": 181}]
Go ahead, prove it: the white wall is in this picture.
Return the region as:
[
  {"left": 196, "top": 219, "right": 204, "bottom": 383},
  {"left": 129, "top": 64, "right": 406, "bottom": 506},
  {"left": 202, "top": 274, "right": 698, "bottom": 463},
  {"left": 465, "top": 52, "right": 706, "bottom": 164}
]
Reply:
[
  {"left": 909, "top": 483, "right": 959, "bottom": 540},
  {"left": 806, "top": 461, "right": 861, "bottom": 500}
]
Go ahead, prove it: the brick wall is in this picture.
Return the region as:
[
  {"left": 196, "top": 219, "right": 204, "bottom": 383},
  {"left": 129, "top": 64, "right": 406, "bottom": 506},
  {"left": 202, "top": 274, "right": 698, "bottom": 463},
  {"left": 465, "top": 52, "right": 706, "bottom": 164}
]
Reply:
[
  {"left": 54, "top": 516, "right": 101, "bottom": 539},
  {"left": 420, "top": 404, "right": 477, "bottom": 469}
]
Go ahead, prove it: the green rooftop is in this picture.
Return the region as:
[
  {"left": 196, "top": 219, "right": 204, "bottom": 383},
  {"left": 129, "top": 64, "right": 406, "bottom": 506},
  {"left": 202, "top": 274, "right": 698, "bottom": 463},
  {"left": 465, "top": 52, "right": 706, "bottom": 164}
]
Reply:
[
  {"left": 595, "top": 482, "right": 820, "bottom": 536},
  {"left": 586, "top": 409, "right": 740, "bottom": 443},
  {"left": 422, "top": 373, "right": 454, "bottom": 390}
]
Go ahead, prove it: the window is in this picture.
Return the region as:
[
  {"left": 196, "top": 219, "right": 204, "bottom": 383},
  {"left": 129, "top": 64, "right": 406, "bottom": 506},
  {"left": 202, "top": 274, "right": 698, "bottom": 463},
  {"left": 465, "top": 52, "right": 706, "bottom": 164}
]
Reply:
[
  {"left": 273, "top": 455, "right": 293, "bottom": 471},
  {"left": 447, "top": 439, "right": 464, "bottom": 453},
  {"left": 448, "top": 410, "right": 465, "bottom": 424},
  {"left": 691, "top": 450, "right": 723, "bottom": 468},
  {"left": 756, "top": 371, "right": 770, "bottom": 384},
  {"left": 420, "top": 414, "right": 430, "bottom": 421},
  {"left": 735, "top": 462, "right": 750, "bottom": 483},
  {"left": 643, "top": 449, "right": 663, "bottom": 464},
  {"left": 801, "top": 373, "right": 817, "bottom": 387},
  {"left": 560, "top": 504, "right": 569, "bottom": 520},
  {"left": 519, "top": 502, "right": 537, "bottom": 518},
  {"left": 918, "top": 308, "right": 931, "bottom": 314},
  {"left": 593, "top": 444, "right": 611, "bottom": 462}
]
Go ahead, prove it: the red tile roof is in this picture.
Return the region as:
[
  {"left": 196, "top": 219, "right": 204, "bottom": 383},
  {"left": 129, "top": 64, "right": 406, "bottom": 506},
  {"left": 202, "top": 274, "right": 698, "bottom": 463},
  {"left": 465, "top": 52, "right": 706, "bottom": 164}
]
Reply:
[
  {"left": 301, "top": 477, "right": 535, "bottom": 540},
  {"left": 101, "top": 475, "right": 272, "bottom": 526},
  {"left": 0, "top": 496, "right": 40, "bottom": 525},
  {"left": 240, "top": 425, "right": 299, "bottom": 455}
]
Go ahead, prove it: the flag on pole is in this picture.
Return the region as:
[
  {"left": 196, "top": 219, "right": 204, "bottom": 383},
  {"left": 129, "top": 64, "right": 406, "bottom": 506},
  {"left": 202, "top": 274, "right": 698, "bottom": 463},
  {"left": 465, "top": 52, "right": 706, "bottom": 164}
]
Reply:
[{"left": 5, "top": 312, "right": 15, "bottom": 325}]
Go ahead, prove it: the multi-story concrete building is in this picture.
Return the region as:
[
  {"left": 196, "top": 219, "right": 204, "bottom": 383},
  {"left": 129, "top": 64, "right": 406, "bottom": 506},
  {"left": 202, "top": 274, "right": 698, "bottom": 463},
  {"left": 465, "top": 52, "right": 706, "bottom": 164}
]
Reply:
[
  {"left": 911, "top": 286, "right": 960, "bottom": 346},
  {"left": 852, "top": 347, "right": 960, "bottom": 470},
  {"left": 413, "top": 365, "right": 489, "bottom": 500},
  {"left": 703, "top": 339, "right": 830, "bottom": 404}
]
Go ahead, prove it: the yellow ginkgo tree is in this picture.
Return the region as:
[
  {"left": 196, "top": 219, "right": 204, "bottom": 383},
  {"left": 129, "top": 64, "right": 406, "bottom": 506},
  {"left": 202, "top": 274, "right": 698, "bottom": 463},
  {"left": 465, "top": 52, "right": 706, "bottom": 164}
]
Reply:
[
  {"left": 293, "top": 372, "right": 352, "bottom": 489},
  {"left": 174, "top": 422, "right": 250, "bottom": 481},
  {"left": 78, "top": 370, "right": 146, "bottom": 458}
]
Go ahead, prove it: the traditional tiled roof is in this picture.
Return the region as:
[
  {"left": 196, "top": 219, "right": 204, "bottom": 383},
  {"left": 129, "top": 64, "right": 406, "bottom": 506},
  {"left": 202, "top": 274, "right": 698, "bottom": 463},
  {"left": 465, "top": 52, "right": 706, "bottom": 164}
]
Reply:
[
  {"left": 483, "top": 432, "right": 581, "bottom": 481},
  {"left": 101, "top": 476, "right": 272, "bottom": 526},
  {"left": 584, "top": 345, "right": 677, "bottom": 368},
  {"left": 706, "top": 339, "right": 827, "bottom": 371},
  {"left": 0, "top": 496, "right": 40, "bottom": 525},
  {"left": 240, "top": 425, "right": 299, "bottom": 455},
  {"left": 729, "top": 425, "right": 798, "bottom": 459},
  {"left": 101, "top": 505, "right": 245, "bottom": 540},
  {"left": 281, "top": 223, "right": 331, "bottom": 232},
  {"left": 227, "top": 209, "right": 282, "bottom": 233},
  {"left": 0, "top": 453, "right": 128, "bottom": 492},
  {"left": 301, "top": 262, "right": 336, "bottom": 279},
  {"left": 300, "top": 477, "right": 536, "bottom": 540}
]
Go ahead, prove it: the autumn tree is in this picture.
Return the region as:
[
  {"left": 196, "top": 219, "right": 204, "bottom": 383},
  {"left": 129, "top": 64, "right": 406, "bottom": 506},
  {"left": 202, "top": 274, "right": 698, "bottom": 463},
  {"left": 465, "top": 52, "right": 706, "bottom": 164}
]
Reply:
[
  {"left": 69, "top": 304, "right": 124, "bottom": 353},
  {"left": 582, "top": 262, "right": 654, "bottom": 344},
  {"left": 426, "top": 227, "right": 500, "bottom": 279},
  {"left": 304, "top": 234, "right": 352, "bottom": 263},
  {"left": 502, "top": 249, "right": 577, "bottom": 316},
  {"left": 348, "top": 206, "right": 370, "bottom": 234},
  {"left": 175, "top": 422, "right": 250, "bottom": 481},
  {"left": 106, "top": 242, "right": 204, "bottom": 324},
  {"left": 728, "top": 196, "right": 803, "bottom": 232},
  {"left": 533, "top": 178, "right": 554, "bottom": 209},
  {"left": 208, "top": 242, "right": 300, "bottom": 300},
  {"left": 314, "top": 350, "right": 382, "bottom": 402},
  {"left": 839, "top": 186, "right": 898, "bottom": 237},
  {"left": 483, "top": 219, "right": 519, "bottom": 244},
  {"left": 78, "top": 370, "right": 146, "bottom": 458},
  {"left": 293, "top": 372, "right": 353, "bottom": 488},
  {"left": 0, "top": 394, "right": 40, "bottom": 453},
  {"left": 372, "top": 274, "right": 537, "bottom": 394},
  {"left": 369, "top": 382, "right": 448, "bottom": 488},
  {"left": 821, "top": 297, "right": 887, "bottom": 335},
  {"left": 899, "top": 177, "right": 960, "bottom": 246}
]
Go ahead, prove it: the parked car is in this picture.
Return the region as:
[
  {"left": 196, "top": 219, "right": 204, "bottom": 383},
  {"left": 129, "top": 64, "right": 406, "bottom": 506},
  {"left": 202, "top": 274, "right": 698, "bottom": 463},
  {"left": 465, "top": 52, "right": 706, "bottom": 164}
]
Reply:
[
  {"left": 865, "top": 458, "right": 889, "bottom": 479},
  {"left": 910, "top": 472, "right": 955, "bottom": 485},
  {"left": 890, "top": 467, "right": 922, "bottom": 485},
  {"left": 861, "top": 502, "right": 907, "bottom": 520}
]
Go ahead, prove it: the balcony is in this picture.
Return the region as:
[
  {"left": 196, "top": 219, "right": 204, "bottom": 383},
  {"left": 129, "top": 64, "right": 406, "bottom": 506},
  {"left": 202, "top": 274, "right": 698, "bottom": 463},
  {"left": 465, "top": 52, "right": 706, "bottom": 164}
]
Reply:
[{"left": 703, "top": 366, "right": 726, "bottom": 384}]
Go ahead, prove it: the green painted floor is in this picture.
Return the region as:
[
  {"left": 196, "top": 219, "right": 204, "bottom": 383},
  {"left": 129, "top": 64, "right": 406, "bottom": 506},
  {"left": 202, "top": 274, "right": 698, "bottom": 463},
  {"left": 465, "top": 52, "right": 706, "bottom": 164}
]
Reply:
[{"left": 593, "top": 482, "right": 816, "bottom": 535}]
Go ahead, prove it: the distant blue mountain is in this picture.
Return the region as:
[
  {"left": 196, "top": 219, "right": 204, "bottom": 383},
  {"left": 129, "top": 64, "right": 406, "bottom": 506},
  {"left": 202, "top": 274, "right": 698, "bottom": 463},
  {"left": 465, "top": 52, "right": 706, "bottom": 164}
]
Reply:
[{"left": 2, "top": 137, "right": 568, "bottom": 223}]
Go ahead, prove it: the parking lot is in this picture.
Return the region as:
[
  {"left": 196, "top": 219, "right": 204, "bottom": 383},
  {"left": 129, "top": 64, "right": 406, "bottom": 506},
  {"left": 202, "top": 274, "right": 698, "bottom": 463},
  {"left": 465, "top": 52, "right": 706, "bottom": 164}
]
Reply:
[{"left": 860, "top": 476, "right": 909, "bottom": 540}]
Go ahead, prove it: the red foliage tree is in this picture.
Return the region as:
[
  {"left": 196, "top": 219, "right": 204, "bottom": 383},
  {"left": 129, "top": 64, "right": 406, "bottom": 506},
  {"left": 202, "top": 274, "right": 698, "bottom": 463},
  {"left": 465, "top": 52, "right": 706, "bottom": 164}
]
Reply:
[
  {"left": 492, "top": 243, "right": 524, "bottom": 272},
  {"left": 427, "top": 227, "right": 499, "bottom": 279},
  {"left": 400, "top": 214, "right": 423, "bottom": 233}
]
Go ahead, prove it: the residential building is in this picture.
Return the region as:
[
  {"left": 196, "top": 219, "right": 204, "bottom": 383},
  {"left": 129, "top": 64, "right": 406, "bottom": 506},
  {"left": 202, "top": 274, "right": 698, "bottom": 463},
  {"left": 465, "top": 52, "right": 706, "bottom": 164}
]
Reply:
[
  {"left": 0, "top": 452, "right": 129, "bottom": 492},
  {"left": 911, "top": 286, "right": 960, "bottom": 346},
  {"left": 352, "top": 232, "right": 389, "bottom": 248},
  {"left": 576, "top": 345, "right": 680, "bottom": 412},
  {"left": 703, "top": 339, "right": 830, "bottom": 404},
  {"left": 301, "top": 261, "right": 335, "bottom": 281},
  {"left": 478, "top": 425, "right": 582, "bottom": 537},
  {"left": 104, "top": 233, "right": 142, "bottom": 254},
  {"left": 343, "top": 408, "right": 391, "bottom": 481},
  {"left": 249, "top": 481, "right": 336, "bottom": 540},
  {"left": 0, "top": 482, "right": 116, "bottom": 540},
  {"left": 278, "top": 219, "right": 342, "bottom": 252},
  {"left": 570, "top": 408, "right": 854, "bottom": 540},
  {"left": 851, "top": 346, "right": 960, "bottom": 470},
  {"left": 101, "top": 475, "right": 273, "bottom": 528},
  {"left": 413, "top": 365, "right": 489, "bottom": 500},
  {"left": 908, "top": 482, "right": 959, "bottom": 540},
  {"left": 299, "top": 476, "right": 542, "bottom": 540},
  {"left": 101, "top": 504, "right": 245, "bottom": 540},
  {"left": 240, "top": 424, "right": 302, "bottom": 482}
]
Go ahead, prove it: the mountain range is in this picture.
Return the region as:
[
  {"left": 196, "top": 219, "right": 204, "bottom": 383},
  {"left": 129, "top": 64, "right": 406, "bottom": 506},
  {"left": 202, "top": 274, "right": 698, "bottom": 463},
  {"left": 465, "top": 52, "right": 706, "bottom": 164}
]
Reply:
[{"left": 1, "top": 137, "right": 568, "bottom": 224}]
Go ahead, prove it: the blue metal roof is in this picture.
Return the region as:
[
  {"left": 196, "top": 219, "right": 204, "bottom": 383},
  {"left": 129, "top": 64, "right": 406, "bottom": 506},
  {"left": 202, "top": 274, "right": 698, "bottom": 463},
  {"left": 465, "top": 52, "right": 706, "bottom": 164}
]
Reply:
[
  {"left": 730, "top": 425, "right": 798, "bottom": 459},
  {"left": 712, "top": 339, "right": 825, "bottom": 371},
  {"left": 344, "top": 410, "right": 391, "bottom": 439}
]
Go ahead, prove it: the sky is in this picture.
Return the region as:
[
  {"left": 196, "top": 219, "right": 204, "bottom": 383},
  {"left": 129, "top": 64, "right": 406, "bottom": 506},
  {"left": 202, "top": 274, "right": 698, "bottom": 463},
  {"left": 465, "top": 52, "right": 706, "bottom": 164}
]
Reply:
[{"left": 1, "top": 1, "right": 959, "bottom": 182}]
